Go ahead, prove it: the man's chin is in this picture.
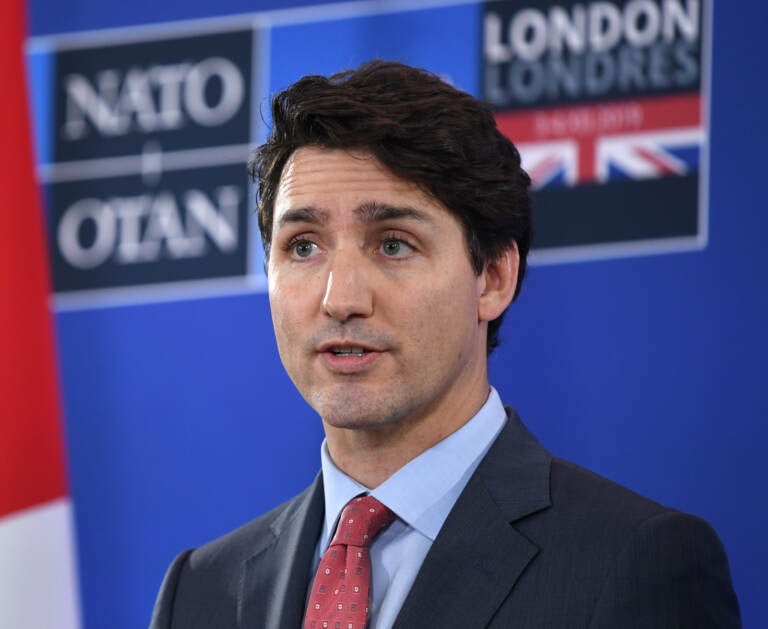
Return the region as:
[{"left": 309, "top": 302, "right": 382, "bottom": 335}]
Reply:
[
  {"left": 318, "top": 408, "right": 399, "bottom": 431},
  {"left": 310, "top": 389, "right": 410, "bottom": 432}
]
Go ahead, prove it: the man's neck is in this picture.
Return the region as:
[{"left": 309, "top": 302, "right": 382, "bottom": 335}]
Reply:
[{"left": 323, "top": 382, "right": 491, "bottom": 488}]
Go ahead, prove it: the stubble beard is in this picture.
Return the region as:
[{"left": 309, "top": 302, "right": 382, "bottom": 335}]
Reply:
[{"left": 310, "top": 381, "right": 425, "bottom": 432}]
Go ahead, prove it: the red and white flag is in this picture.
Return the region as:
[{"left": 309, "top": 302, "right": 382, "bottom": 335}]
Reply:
[{"left": 0, "top": 1, "right": 82, "bottom": 626}]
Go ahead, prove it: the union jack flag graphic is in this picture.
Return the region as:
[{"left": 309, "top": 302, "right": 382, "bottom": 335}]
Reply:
[
  {"left": 596, "top": 128, "right": 703, "bottom": 182},
  {"left": 497, "top": 93, "right": 703, "bottom": 190},
  {"left": 517, "top": 140, "right": 578, "bottom": 189}
]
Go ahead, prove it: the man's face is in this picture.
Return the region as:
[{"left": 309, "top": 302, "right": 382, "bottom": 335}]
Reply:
[{"left": 267, "top": 147, "right": 494, "bottom": 435}]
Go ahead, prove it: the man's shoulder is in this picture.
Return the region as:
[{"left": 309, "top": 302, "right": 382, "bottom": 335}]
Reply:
[
  {"left": 150, "top": 482, "right": 322, "bottom": 628},
  {"left": 188, "top": 481, "right": 318, "bottom": 570},
  {"left": 524, "top": 454, "right": 725, "bottom": 562},
  {"left": 494, "top": 408, "right": 687, "bottom": 528},
  {"left": 467, "top": 431, "right": 740, "bottom": 627},
  {"left": 487, "top": 411, "right": 722, "bottom": 552},
  {"left": 549, "top": 456, "right": 671, "bottom": 521}
]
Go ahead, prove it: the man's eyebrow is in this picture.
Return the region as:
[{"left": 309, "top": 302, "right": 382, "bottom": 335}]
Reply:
[
  {"left": 275, "top": 207, "right": 329, "bottom": 229},
  {"left": 354, "top": 201, "right": 434, "bottom": 224}
]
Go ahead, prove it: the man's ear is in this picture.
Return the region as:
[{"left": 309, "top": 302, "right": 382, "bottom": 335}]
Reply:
[{"left": 478, "top": 242, "right": 519, "bottom": 323}]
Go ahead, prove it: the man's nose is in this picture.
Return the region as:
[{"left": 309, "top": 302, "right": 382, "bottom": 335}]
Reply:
[{"left": 322, "top": 251, "right": 374, "bottom": 322}]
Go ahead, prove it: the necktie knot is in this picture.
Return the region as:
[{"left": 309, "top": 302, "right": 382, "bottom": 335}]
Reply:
[{"left": 331, "top": 495, "right": 395, "bottom": 548}]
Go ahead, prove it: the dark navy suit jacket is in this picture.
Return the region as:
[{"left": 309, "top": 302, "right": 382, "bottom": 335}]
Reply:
[{"left": 150, "top": 410, "right": 741, "bottom": 628}]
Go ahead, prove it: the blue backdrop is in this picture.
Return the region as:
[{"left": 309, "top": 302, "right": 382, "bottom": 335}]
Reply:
[{"left": 26, "top": 1, "right": 767, "bottom": 627}]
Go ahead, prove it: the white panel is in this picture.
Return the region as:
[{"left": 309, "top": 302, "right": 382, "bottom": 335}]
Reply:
[{"left": 0, "top": 498, "right": 81, "bottom": 629}]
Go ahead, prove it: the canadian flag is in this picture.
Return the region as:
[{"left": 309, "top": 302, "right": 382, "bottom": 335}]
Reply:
[{"left": 0, "top": 1, "right": 82, "bottom": 627}]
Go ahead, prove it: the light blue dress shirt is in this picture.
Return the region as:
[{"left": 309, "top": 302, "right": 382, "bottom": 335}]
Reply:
[{"left": 313, "top": 387, "right": 507, "bottom": 629}]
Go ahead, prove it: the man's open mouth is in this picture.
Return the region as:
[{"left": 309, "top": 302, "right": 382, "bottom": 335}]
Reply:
[{"left": 329, "top": 347, "right": 371, "bottom": 356}]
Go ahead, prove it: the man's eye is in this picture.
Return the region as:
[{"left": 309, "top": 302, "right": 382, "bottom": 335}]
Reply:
[
  {"left": 380, "top": 238, "right": 413, "bottom": 258},
  {"left": 291, "top": 240, "right": 318, "bottom": 259}
]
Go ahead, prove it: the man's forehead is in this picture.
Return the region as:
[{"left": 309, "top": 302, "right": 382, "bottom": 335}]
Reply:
[
  {"left": 277, "top": 147, "right": 386, "bottom": 188},
  {"left": 273, "top": 147, "right": 443, "bottom": 223},
  {"left": 275, "top": 201, "right": 435, "bottom": 231}
]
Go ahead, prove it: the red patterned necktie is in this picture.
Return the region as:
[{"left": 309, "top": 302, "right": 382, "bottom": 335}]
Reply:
[{"left": 304, "top": 495, "right": 395, "bottom": 629}]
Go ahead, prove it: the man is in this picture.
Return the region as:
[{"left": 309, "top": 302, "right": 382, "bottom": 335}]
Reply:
[{"left": 150, "top": 61, "right": 740, "bottom": 628}]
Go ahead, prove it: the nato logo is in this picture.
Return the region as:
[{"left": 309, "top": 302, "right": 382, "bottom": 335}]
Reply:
[{"left": 30, "top": 24, "right": 259, "bottom": 303}]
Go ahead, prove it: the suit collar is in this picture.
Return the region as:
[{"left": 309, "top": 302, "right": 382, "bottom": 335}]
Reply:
[
  {"left": 393, "top": 408, "right": 552, "bottom": 628},
  {"left": 238, "top": 474, "right": 324, "bottom": 629},
  {"left": 476, "top": 406, "right": 552, "bottom": 522}
]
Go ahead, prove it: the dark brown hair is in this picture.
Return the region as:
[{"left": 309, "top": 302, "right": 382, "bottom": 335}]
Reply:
[{"left": 249, "top": 60, "right": 532, "bottom": 353}]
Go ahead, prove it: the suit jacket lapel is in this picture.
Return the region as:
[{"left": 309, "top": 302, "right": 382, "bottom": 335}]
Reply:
[
  {"left": 393, "top": 409, "right": 552, "bottom": 629},
  {"left": 239, "top": 474, "right": 325, "bottom": 629}
]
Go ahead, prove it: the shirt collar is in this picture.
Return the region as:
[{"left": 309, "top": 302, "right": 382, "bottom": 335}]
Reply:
[{"left": 319, "top": 387, "right": 507, "bottom": 545}]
